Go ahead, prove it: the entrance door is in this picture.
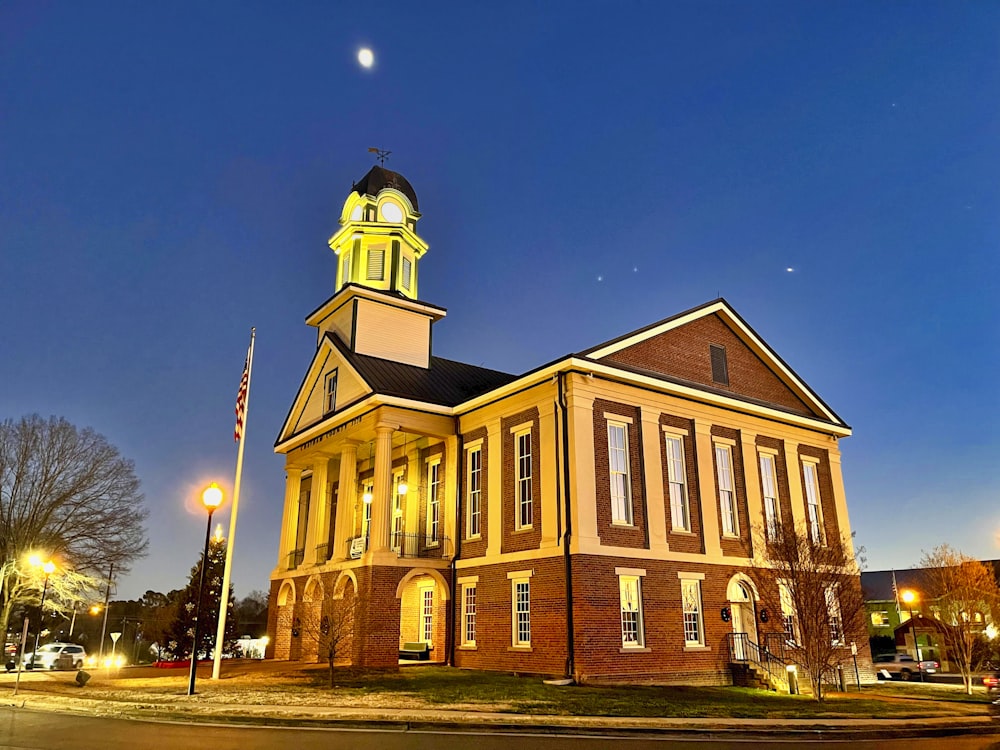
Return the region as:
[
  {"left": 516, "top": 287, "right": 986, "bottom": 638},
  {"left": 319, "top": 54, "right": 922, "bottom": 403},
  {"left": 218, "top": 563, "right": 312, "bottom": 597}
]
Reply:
[{"left": 730, "top": 582, "right": 757, "bottom": 661}]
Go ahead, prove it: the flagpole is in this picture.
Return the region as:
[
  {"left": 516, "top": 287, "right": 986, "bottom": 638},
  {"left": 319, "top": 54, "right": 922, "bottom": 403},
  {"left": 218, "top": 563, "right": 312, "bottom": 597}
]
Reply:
[{"left": 212, "top": 327, "right": 255, "bottom": 680}]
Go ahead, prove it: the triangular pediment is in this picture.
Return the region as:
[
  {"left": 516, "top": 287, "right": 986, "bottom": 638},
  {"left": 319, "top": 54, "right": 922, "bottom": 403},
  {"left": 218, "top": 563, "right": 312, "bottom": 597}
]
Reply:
[
  {"left": 583, "top": 300, "right": 844, "bottom": 425},
  {"left": 275, "top": 337, "right": 372, "bottom": 448}
]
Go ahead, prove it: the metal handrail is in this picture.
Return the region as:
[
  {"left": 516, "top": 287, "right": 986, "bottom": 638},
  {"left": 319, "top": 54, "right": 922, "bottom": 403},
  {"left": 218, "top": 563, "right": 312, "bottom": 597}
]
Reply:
[{"left": 727, "top": 632, "right": 790, "bottom": 689}]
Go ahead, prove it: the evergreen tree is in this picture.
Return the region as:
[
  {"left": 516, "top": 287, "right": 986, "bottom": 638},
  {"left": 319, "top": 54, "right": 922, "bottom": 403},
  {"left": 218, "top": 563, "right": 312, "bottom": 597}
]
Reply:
[{"left": 165, "top": 536, "right": 237, "bottom": 659}]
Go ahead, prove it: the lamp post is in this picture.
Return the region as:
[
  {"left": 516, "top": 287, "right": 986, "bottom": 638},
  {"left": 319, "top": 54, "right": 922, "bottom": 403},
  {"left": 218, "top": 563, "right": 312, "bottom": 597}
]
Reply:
[
  {"left": 188, "top": 483, "right": 224, "bottom": 696},
  {"left": 901, "top": 589, "right": 923, "bottom": 682},
  {"left": 28, "top": 558, "right": 56, "bottom": 670}
]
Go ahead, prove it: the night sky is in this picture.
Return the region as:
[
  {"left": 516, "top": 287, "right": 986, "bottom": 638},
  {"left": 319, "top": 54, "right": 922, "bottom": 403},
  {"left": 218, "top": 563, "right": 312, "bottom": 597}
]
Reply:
[{"left": 2, "top": 2, "right": 997, "bottom": 600}]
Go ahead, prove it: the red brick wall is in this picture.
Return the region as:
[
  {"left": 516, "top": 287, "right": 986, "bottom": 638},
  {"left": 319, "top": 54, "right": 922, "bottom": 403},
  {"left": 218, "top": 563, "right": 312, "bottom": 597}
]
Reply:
[
  {"left": 459, "top": 426, "right": 488, "bottom": 558},
  {"left": 660, "top": 414, "right": 704, "bottom": 554},
  {"left": 592, "top": 399, "right": 647, "bottom": 549},
  {"left": 501, "top": 408, "right": 542, "bottom": 554},
  {"left": 602, "top": 314, "right": 816, "bottom": 417},
  {"left": 710, "top": 427, "right": 753, "bottom": 558}
]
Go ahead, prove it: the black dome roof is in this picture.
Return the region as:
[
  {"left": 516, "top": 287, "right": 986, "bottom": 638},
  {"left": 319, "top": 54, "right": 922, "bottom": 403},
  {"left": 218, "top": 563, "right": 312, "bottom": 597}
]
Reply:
[{"left": 352, "top": 165, "right": 418, "bottom": 211}]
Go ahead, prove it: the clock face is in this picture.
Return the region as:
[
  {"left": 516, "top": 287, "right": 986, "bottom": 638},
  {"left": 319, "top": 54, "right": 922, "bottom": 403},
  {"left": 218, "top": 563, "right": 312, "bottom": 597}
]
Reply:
[
  {"left": 350, "top": 205, "right": 363, "bottom": 221},
  {"left": 380, "top": 200, "right": 403, "bottom": 223}
]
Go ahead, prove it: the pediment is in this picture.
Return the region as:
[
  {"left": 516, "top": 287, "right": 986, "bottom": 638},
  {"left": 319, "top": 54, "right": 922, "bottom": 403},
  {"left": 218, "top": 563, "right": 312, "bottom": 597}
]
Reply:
[
  {"left": 584, "top": 300, "right": 844, "bottom": 425},
  {"left": 275, "top": 338, "right": 372, "bottom": 448}
]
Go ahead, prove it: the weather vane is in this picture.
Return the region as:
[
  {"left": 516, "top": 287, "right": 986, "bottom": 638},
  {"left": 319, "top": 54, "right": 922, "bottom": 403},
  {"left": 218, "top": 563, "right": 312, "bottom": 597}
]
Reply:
[{"left": 368, "top": 147, "right": 391, "bottom": 166}]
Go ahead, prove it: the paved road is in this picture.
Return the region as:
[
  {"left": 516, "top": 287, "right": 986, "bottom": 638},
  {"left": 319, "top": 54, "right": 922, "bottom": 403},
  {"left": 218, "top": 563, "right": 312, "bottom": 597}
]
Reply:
[{"left": 3, "top": 709, "right": 1000, "bottom": 750}]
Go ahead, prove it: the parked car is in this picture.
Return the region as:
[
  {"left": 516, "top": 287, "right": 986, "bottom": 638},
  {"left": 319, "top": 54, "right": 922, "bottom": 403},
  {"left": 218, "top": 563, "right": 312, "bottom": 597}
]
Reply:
[
  {"left": 873, "top": 653, "right": 938, "bottom": 680},
  {"left": 21, "top": 642, "right": 87, "bottom": 670}
]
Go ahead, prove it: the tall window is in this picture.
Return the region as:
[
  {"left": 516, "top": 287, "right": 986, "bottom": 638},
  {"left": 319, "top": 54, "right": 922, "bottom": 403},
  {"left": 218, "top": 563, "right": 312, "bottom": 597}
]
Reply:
[
  {"left": 391, "top": 470, "right": 404, "bottom": 552},
  {"left": 401, "top": 256, "right": 412, "bottom": 291},
  {"left": 826, "top": 586, "right": 843, "bottom": 645},
  {"left": 427, "top": 460, "right": 440, "bottom": 544},
  {"left": 619, "top": 575, "right": 644, "bottom": 647},
  {"left": 462, "top": 584, "right": 477, "bottom": 646},
  {"left": 515, "top": 430, "right": 533, "bottom": 529},
  {"left": 361, "top": 480, "right": 373, "bottom": 544},
  {"left": 608, "top": 422, "right": 632, "bottom": 524},
  {"left": 665, "top": 434, "right": 689, "bottom": 531},
  {"left": 467, "top": 446, "right": 482, "bottom": 538},
  {"left": 779, "top": 583, "right": 798, "bottom": 645},
  {"left": 367, "top": 248, "right": 385, "bottom": 280},
  {"left": 802, "top": 461, "right": 825, "bottom": 545},
  {"left": 513, "top": 578, "right": 531, "bottom": 646},
  {"left": 681, "top": 578, "right": 704, "bottom": 646},
  {"left": 324, "top": 370, "right": 338, "bottom": 415},
  {"left": 421, "top": 588, "right": 434, "bottom": 644},
  {"left": 295, "top": 488, "right": 311, "bottom": 554},
  {"left": 758, "top": 452, "right": 780, "bottom": 541},
  {"left": 715, "top": 445, "right": 738, "bottom": 536}
]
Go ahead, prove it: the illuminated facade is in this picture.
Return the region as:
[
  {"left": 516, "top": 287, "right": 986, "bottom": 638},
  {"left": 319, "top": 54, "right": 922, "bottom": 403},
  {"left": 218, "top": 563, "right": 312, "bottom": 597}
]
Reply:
[{"left": 267, "top": 165, "right": 858, "bottom": 684}]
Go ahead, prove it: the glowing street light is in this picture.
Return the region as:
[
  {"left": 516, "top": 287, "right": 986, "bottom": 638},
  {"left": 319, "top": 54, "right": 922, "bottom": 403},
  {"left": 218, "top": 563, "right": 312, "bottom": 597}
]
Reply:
[
  {"left": 28, "top": 557, "right": 56, "bottom": 669},
  {"left": 188, "top": 483, "right": 224, "bottom": 696},
  {"left": 901, "top": 589, "right": 924, "bottom": 682}
]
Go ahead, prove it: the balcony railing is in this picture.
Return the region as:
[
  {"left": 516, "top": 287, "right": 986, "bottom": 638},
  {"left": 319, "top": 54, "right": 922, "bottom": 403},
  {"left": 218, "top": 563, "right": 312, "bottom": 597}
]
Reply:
[
  {"left": 344, "top": 533, "right": 452, "bottom": 560},
  {"left": 314, "top": 543, "right": 330, "bottom": 562},
  {"left": 287, "top": 548, "right": 304, "bottom": 570}
]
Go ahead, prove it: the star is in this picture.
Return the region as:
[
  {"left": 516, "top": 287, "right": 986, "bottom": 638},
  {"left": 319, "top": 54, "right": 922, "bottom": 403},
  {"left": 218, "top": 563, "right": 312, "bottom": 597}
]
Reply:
[
  {"left": 786, "top": 267, "right": 795, "bottom": 273},
  {"left": 597, "top": 275, "right": 604, "bottom": 282}
]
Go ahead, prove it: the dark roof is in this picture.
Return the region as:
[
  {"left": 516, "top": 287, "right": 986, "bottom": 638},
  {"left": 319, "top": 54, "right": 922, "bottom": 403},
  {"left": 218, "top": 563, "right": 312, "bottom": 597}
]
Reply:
[
  {"left": 327, "top": 333, "right": 516, "bottom": 406},
  {"left": 352, "top": 165, "right": 419, "bottom": 211},
  {"left": 862, "top": 561, "right": 1000, "bottom": 600}
]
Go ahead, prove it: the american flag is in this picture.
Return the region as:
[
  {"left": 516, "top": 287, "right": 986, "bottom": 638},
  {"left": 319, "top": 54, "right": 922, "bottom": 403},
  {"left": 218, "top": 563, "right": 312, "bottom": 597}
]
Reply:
[{"left": 234, "top": 356, "right": 249, "bottom": 442}]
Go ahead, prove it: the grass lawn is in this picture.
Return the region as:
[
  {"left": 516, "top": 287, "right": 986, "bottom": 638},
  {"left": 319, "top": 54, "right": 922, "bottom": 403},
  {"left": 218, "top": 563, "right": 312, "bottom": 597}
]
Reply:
[{"left": 15, "top": 663, "right": 994, "bottom": 720}]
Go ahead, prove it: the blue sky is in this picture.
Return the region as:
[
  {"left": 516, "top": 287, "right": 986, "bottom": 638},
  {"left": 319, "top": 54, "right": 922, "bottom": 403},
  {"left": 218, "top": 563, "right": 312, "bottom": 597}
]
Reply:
[{"left": 2, "top": 2, "right": 997, "bottom": 600}]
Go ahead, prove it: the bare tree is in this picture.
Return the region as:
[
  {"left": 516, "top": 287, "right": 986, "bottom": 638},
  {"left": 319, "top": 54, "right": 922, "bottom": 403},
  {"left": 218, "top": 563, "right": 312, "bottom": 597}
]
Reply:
[
  {"left": 300, "top": 583, "right": 358, "bottom": 688},
  {"left": 919, "top": 544, "right": 1000, "bottom": 695},
  {"left": 746, "top": 523, "right": 868, "bottom": 701},
  {"left": 0, "top": 415, "right": 148, "bottom": 640}
]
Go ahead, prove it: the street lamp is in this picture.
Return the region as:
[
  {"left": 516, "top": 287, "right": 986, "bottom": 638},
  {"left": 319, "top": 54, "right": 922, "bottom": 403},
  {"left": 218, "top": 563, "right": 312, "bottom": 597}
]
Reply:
[
  {"left": 188, "top": 483, "right": 224, "bottom": 696},
  {"left": 28, "top": 558, "right": 56, "bottom": 670},
  {"left": 901, "top": 589, "right": 924, "bottom": 682}
]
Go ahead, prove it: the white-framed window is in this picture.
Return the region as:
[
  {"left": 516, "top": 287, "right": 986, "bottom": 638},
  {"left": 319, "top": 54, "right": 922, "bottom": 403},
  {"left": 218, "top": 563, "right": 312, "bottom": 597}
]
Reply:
[
  {"left": 361, "top": 479, "right": 373, "bottom": 544},
  {"left": 664, "top": 433, "right": 689, "bottom": 531},
  {"left": 619, "top": 574, "right": 644, "bottom": 647},
  {"left": 871, "top": 610, "right": 890, "bottom": 627},
  {"left": 462, "top": 584, "right": 477, "bottom": 646},
  {"left": 426, "top": 459, "right": 440, "bottom": 544},
  {"left": 802, "top": 460, "right": 825, "bottom": 545},
  {"left": 608, "top": 421, "right": 632, "bottom": 524},
  {"left": 324, "top": 370, "right": 338, "bottom": 415},
  {"left": 779, "top": 582, "right": 798, "bottom": 645},
  {"left": 515, "top": 429, "right": 533, "bottom": 529},
  {"left": 367, "top": 248, "right": 385, "bottom": 280},
  {"left": 826, "top": 586, "right": 843, "bottom": 645},
  {"left": 681, "top": 578, "right": 704, "bottom": 646},
  {"left": 715, "top": 444, "right": 738, "bottom": 537},
  {"left": 391, "top": 470, "right": 404, "bottom": 552},
  {"left": 421, "top": 587, "right": 434, "bottom": 644},
  {"left": 512, "top": 578, "right": 531, "bottom": 646},
  {"left": 341, "top": 252, "right": 351, "bottom": 288},
  {"left": 758, "top": 452, "right": 780, "bottom": 541},
  {"left": 467, "top": 446, "right": 482, "bottom": 538},
  {"left": 401, "top": 256, "right": 412, "bottom": 291}
]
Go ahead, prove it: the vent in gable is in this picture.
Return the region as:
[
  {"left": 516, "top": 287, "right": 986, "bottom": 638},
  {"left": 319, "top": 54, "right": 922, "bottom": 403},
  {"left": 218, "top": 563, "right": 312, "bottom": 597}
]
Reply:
[{"left": 710, "top": 344, "right": 729, "bottom": 386}]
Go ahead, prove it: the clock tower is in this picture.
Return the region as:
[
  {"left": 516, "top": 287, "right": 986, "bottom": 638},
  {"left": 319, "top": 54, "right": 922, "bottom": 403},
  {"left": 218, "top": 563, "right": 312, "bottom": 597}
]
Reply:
[{"left": 307, "top": 165, "right": 445, "bottom": 368}]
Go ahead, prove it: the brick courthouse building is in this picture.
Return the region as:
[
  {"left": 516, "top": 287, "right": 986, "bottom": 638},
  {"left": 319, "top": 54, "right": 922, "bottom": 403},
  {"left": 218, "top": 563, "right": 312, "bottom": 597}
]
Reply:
[{"left": 266, "top": 164, "right": 857, "bottom": 684}]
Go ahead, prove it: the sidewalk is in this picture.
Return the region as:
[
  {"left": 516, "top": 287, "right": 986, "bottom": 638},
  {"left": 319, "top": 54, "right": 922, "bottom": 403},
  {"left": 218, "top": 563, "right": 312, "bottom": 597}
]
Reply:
[{"left": 2, "top": 688, "right": 997, "bottom": 740}]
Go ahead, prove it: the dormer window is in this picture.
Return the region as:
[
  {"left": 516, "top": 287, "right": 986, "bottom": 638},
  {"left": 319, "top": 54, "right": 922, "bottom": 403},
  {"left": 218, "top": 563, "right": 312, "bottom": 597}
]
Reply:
[{"left": 324, "top": 370, "right": 338, "bottom": 415}]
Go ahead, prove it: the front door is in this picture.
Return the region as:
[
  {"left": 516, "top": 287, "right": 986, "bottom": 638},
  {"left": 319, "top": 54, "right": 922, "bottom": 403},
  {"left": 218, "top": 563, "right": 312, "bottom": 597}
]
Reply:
[{"left": 731, "top": 583, "right": 757, "bottom": 660}]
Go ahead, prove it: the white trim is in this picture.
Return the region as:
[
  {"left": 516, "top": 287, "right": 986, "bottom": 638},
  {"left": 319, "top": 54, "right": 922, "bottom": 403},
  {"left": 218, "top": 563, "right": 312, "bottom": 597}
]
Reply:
[
  {"left": 615, "top": 567, "right": 647, "bottom": 577},
  {"left": 507, "top": 569, "right": 534, "bottom": 579},
  {"left": 464, "top": 438, "right": 484, "bottom": 451},
  {"left": 603, "top": 412, "right": 633, "bottom": 424},
  {"left": 757, "top": 446, "right": 778, "bottom": 456},
  {"left": 457, "top": 576, "right": 479, "bottom": 585},
  {"left": 509, "top": 421, "right": 533, "bottom": 435},
  {"left": 677, "top": 571, "right": 706, "bottom": 580},
  {"left": 713, "top": 436, "right": 737, "bottom": 447},
  {"left": 661, "top": 425, "right": 690, "bottom": 437}
]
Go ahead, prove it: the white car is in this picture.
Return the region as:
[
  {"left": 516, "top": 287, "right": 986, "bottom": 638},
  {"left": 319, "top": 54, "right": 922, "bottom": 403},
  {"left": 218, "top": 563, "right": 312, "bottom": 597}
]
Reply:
[{"left": 22, "top": 642, "right": 87, "bottom": 670}]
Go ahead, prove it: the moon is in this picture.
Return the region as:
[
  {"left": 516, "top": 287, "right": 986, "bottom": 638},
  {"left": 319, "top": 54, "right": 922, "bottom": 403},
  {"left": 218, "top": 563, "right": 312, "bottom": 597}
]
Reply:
[{"left": 358, "top": 48, "right": 374, "bottom": 68}]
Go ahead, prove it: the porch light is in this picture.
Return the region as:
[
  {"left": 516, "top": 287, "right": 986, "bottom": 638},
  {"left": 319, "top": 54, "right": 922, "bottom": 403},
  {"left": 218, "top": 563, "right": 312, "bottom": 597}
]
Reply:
[
  {"left": 363, "top": 491, "right": 373, "bottom": 504},
  {"left": 398, "top": 481, "right": 408, "bottom": 495}
]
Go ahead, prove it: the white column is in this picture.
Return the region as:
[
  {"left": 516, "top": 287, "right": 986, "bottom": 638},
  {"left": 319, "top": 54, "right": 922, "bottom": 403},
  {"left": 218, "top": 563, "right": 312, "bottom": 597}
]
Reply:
[
  {"left": 442, "top": 434, "right": 459, "bottom": 555},
  {"left": 539, "top": 405, "right": 559, "bottom": 549},
  {"left": 333, "top": 442, "right": 358, "bottom": 560},
  {"left": 369, "top": 424, "right": 395, "bottom": 553},
  {"left": 567, "top": 392, "right": 599, "bottom": 550},
  {"left": 278, "top": 468, "right": 302, "bottom": 568},
  {"left": 783, "top": 439, "right": 807, "bottom": 530},
  {"left": 485, "top": 418, "right": 503, "bottom": 558},
  {"left": 640, "top": 406, "right": 669, "bottom": 553},
  {"left": 694, "top": 419, "right": 722, "bottom": 557},
  {"left": 303, "top": 456, "right": 330, "bottom": 565},
  {"left": 740, "top": 431, "right": 762, "bottom": 552},
  {"left": 827, "top": 446, "right": 855, "bottom": 557}
]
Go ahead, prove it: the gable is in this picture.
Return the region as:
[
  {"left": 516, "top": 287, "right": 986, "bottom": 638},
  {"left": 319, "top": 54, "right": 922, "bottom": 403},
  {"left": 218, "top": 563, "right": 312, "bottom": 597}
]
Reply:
[
  {"left": 597, "top": 312, "right": 821, "bottom": 419},
  {"left": 276, "top": 341, "right": 372, "bottom": 447}
]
